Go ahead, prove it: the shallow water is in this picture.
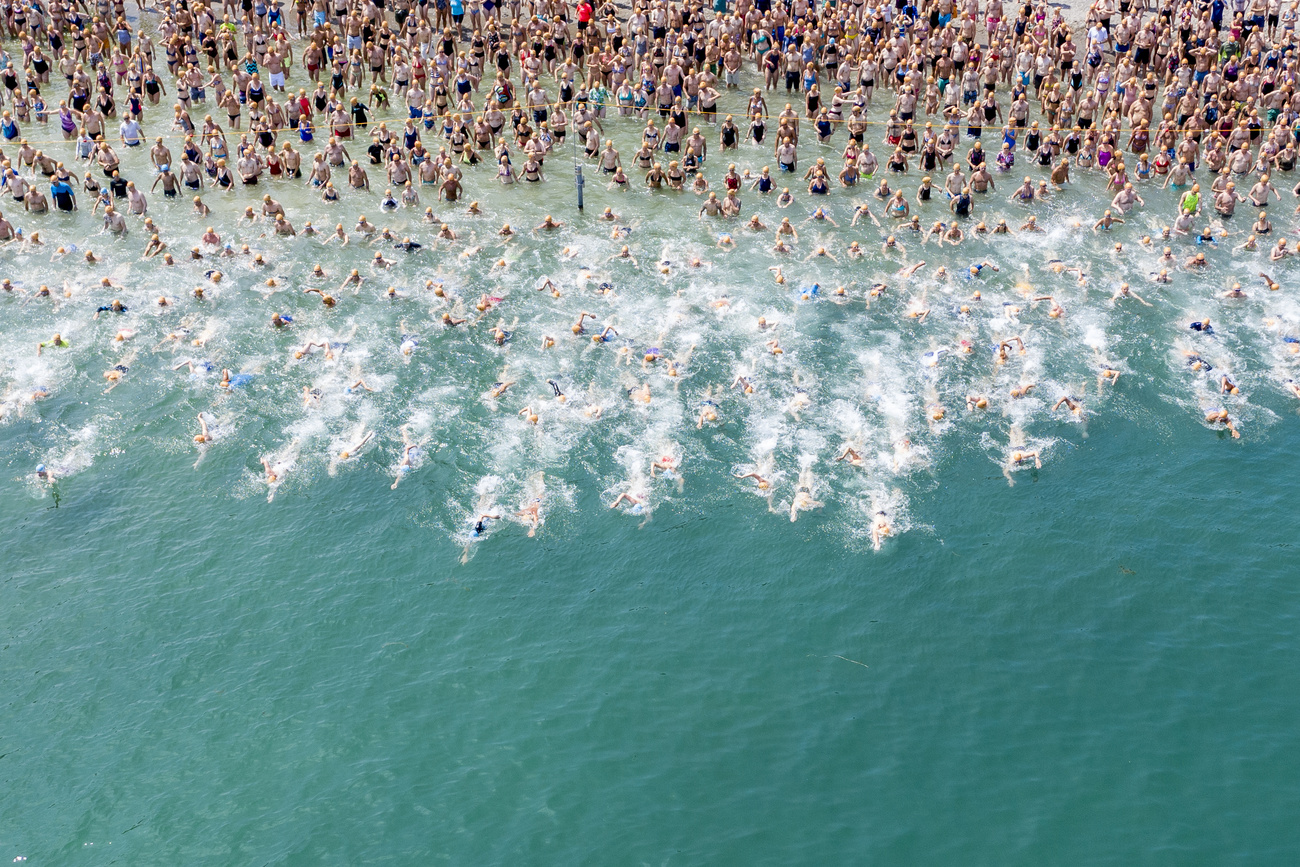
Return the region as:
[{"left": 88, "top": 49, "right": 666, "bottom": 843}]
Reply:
[{"left": 4, "top": 42, "right": 1300, "bottom": 863}]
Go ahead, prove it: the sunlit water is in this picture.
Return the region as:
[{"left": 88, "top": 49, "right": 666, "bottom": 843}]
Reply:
[{"left": 4, "top": 24, "right": 1300, "bottom": 863}]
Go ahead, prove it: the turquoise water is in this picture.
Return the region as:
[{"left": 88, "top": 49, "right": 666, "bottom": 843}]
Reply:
[
  {"left": 5, "top": 35, "right": 1300, "bottom": 862},
  {"left": 5, "top": 417, "right": 1300, "bottom": 862}
]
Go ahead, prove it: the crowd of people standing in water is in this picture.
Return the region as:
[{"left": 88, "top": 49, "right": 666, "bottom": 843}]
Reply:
[{"left": 5, "top": 0, "right": 1300, "bottom": 536}]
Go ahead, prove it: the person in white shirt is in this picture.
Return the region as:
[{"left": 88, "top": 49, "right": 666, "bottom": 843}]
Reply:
[{"left": 120, "top": 118, "right": 143, "bottom": 147}]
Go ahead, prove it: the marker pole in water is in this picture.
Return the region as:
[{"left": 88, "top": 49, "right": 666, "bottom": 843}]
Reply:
[{"left": 575, "top": 162, "right": 585, "bottom": 212}]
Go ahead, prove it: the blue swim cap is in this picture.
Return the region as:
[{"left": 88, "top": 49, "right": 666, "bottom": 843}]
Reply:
[{"left": 35, "top": 464, "right": 46, "bottom": 473}]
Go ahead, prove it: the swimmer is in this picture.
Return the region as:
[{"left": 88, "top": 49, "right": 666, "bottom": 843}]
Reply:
[
  {"left": 1204, "top": 409, "right": 1241, "bottom": 439},
  {"left": 37, "top": 332, "right": 69, "bottom": 355},
  {"left": 102, "top": 358, "right": 133, "bottom": 393},
  {"left": 789, "top": 468, "right": 823, "bottom": 522},
  {"left": 851, "top": 202, "right": 882, "bottom": 228},
  {"left": 568, "top": 311, "right": 599, "bottom": 336},
  {"left": 1009, "top": 383, "right": 1036, "bottom": 399},
  {"left": 651, "top": 455, "right": 682, "bottom": 478},
  {"left": 337, "top": 430, "right": 374, "bottom": 461},
  {"left": 906, "top": 297, "right": 931, "bottom": 322},
  {"left": 787, "top": 388, "right": 811, "bottom": 420},
  {"left": 609, "top": 489, "right": 645, "bottom": 511},
  {"left": 1093, "top": 210, "right": 1125, "bottom": 232},
  {"left": 1053, "top": 396, "right": 1083, "bottom": 414},
  {"left": 834, "top": 445, "right": 865, "bottom": 466},
  {"left": 258, "top": 454, "right": 284, "bottom": 488},
  {"left": 304, "top": 288, "right": 337, "bottom": 307},
  {"left": 469, "top": 510, "right": 503, "bottom": 541},
  {"left": 871, "top": 511, "right": 892, "bottom": 551},
  {"left": 1031, "top": 295, "right": 1065, "bottom": 318},
  {"left": 94, "top": 298, "right": 128, "bottom": 319},
  {"left": 339, "top": 270, "right": 365, "bottom": 293},
  {"left": 610, "top": 245, "right": 638, "bottom": 266},
  {"left": 734, "top": 471, "right": 771, "bottom": 490},
  {"left": 804, "top": 207, "right": 838, "bottom": 227},
  {"left": 1112, "top": 283, "right": 1153, "bottom": 306},
  {"left": 293, "top": 340, "right": 330, "bottom": 360},
  {"left": 514, "top": 496, "right": 544, "bottom": 538},
  {"left": 1008, "top": 449, "right": 1042, "bottom": 470},
  {"left": 389, "top": 426, "right": 427, "bottom": 490}
]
